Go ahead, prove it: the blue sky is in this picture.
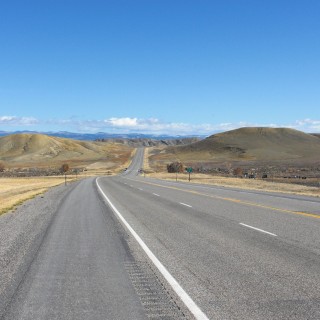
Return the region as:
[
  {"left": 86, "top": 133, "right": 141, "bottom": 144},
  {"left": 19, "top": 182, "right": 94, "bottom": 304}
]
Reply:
[{"left": 0, "top": 0, "right": 319, "bottom": 135}]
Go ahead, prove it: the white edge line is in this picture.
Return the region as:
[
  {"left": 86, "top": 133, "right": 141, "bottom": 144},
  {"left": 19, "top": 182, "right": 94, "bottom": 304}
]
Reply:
[
  {"left": 96, "top": 178, "right": 209, "bottom": 320},
  {"left": 153, "top": 193, "right": 160, "bottom": 197},
  {"left": 240, "top": 223, "right": 277, "bottom": 237},
  {"left": 180, "top": 202, "right": 192, "bottom": 208}
]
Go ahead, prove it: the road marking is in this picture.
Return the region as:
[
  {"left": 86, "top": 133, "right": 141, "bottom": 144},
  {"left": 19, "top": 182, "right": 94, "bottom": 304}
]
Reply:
[
  {"left": 127, "top": 178, "right": 320, "bottom": 220},
  {"left": 153, "top": 193, "right": 160, "bottom": 197},
  {"left": 96, "top": 178, "right": 209, "bottom": 320},
  {"left": 180, "top": 202, "right": 192, "bottom": 208},
  {"left": 240, "top": 223, "right": 277, "bottom": 237},
  {"left": 138, "top": 188, "right": 143, "bottom": 191}
]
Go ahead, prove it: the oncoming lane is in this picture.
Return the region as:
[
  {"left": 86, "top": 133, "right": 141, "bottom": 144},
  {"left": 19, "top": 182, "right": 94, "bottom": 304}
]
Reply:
[{"left": 97, "top": 174, "right": 320, "bottom": 320}]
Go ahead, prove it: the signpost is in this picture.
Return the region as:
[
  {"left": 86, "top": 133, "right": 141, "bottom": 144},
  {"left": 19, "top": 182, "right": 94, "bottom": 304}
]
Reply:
[{"left": 186, "top": 167, "right": 193, "bottom": 181}]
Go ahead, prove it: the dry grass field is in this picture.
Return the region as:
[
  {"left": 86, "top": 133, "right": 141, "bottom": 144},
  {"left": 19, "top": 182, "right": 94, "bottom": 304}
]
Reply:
[
  {"left": 146, "top": 172, "right": 320, "bottom": 197},
  {"left": 82, "top": 148, "right": 137, "bottom": 176},
  {"left": 0, "top": 134, "right": 136, "bottom": 216},
  {"left": 144, "top": 138, "right": 320, "bottom": 197},
  {"left": 0, "top": 148, "right": 137, "bottom": 216},
  {"left": 0, "top": 177, "right": 74, "bottom": 215},
  {"left": 146, "top": 128, "right": 320, "bottom": 197}
]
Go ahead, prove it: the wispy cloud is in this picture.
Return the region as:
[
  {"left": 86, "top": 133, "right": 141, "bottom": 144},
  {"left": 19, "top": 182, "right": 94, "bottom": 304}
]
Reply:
[
  {"left": 0, "top": 116, "right": 38, "bottom": 126},
  {"left": 1, "top": 115, "right": 320, "bottom": 135},
  {"left": 71, "top": 117, "right": 320, "bottom": 135},
  {"left": 291, "top": 119, "right": 320, "bottom": 131}
]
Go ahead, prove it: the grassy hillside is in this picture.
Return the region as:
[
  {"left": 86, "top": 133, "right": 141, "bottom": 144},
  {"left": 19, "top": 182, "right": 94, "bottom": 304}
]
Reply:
[
  {"left": 0, "top": 133, "right": 133, "bottom": 169},
  {"left": 149, "top": 127, "right": 320, "bottom": 169}
]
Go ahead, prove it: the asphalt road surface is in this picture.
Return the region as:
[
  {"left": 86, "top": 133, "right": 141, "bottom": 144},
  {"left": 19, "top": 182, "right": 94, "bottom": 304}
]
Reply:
[{"left": 3, "top": 148, "right": 320, "bottom": 319}]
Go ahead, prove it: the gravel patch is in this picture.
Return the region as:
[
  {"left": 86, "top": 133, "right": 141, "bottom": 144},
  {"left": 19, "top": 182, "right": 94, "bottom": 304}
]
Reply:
[{"left": 0, "top": 181, "right": 78, "bottom": 318}]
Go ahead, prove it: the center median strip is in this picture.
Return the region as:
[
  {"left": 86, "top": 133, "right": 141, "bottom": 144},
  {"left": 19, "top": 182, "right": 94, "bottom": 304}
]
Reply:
[{"left": 96, "top": 178, "right": 209, "bottom": 320}]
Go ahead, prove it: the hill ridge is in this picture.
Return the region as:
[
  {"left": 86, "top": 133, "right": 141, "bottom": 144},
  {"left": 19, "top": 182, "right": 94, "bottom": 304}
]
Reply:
[{"left": 167, "top": 127, "right": 320, "bottom": 162}]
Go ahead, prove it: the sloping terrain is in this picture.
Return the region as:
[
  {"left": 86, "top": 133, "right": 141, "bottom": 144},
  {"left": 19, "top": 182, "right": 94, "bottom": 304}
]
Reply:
[
  {"left": 150, "top": 127, "right": 320, "bottom": 165},
  {"left": 96, "top": 137, "right": 200, "bottom": 147},
  {"left": 0, "top": 133, "right": 132, "bottom": 168}
]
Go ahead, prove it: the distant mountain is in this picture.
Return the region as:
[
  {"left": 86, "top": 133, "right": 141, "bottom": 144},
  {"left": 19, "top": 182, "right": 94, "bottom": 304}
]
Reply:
[
  {"left": 0, "top": 130, "right": 204, "bottom": 141},
  {"left": 95, "top": 137, "right": 201, "bottom": 147}
]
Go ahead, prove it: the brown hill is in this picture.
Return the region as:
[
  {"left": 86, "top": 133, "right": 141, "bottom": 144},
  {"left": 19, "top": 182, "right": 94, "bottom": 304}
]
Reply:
[
  {"left": 158, "top": 127, "right": 320, "bottom": 163},
  {"left": 0, "top": 133, "right": 132, "bottom": 168},
  {"left": 96, "top": 137, "right": 200, "bottom": 147}
]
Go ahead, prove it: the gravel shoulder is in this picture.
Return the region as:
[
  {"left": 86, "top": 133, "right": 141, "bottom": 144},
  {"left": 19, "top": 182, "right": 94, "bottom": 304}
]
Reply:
[{"left": 0, "top": 181, "right": 79, "bottom": 318}]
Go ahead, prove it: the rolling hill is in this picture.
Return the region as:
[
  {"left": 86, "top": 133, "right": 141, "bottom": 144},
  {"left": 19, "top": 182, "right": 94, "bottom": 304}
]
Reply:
[
  {"left": 0, "top": 133, "right": 133, "bottom": 168},
  {"left": 151, "top": 127, "right": 320, "bottom": 165}
]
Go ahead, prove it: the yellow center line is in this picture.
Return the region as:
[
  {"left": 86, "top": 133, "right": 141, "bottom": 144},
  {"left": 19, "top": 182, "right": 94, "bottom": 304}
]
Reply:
[{"left": 127, "top": 178, "right": 320, "bottom": 219}]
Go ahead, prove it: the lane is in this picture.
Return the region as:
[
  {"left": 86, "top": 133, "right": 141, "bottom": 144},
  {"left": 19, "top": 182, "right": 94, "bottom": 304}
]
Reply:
[
  {"left": 122, "top": 148, "right": 145, "bottom": 177},
  {"left": 95, "top": 148, "right": 320, "bottom": 319},
  {"left": 128, "top": 176, "right": 320, "bottom": 216},
  {"left": 98, "top": 175, "right": 320, "bottom": 320},
  {"left": 3, "top": 178, "right": 187, "bottom": 320},
  {"left": 96, "top": 179, "right": 209, "bottom": 320},
  {"left": 120, "top": 177, "right": 320, "bottom": 254},
  {"left": 3, "top": 178, "right": 147, "bottom": 320}
]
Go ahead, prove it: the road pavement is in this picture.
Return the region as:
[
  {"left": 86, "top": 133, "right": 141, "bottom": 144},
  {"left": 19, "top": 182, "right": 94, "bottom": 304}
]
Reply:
[
  {"left": 2, "top": 148, "right": 320, "bottom": 319},
  {"left": 97, "top": 148, "right": 320, "bottom": 319},
  {"left": 2, "top": 177, "right": 186, "bottom": 320}
]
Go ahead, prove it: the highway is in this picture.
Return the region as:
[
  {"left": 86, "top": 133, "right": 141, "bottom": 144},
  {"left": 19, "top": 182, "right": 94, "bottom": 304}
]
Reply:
[{"left": 3, "top": 148, "right": 320, "bottom": 319}]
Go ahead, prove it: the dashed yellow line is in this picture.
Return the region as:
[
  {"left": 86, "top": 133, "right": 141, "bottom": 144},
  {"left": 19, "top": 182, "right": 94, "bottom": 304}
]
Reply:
[{"left": 127, "top": 178, "right": 320, "bottom": 219}]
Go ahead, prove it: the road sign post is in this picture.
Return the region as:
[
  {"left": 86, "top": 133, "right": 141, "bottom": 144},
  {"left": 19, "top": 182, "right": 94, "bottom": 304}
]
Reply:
[{"left": 186, "top": 167, "right": 193, "bottom": 181}]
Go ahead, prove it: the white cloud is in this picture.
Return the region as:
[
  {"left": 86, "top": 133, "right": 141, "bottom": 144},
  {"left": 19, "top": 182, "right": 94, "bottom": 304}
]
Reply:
[
  {"left": 0, "top": 116, "right": 38, "bottom": 126},
  {"left": 105, "top": 117, "right": 138, "bottom": 127},
  {"left": 0, "top": 116, "right": 16, "bottom": 122},
  {"left": 292, "top": 119, "right": 320, "bottom": 131},
  {"left": 1, "top": 115, "right": 319, "bottom": 135},
  {"left": 73, "top": 118, "right": 297, "bottom": 135}
]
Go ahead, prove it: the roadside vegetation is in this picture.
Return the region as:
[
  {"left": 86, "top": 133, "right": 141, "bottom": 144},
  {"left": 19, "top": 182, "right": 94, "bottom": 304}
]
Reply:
[
  {"left": 0, "top": 147, "right": 137, "bottom": 216},
  {"left": 145, "top": 172, "right": 320, "bottom": 197},
  {"left": 0, "top": 177, "right": 71, "bottom": 215},
  {"left": 143, "top": 148, "right": 320, "bottom": 197}
]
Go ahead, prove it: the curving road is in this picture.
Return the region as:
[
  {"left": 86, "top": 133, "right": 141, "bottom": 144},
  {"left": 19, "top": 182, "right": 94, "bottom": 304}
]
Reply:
[{"left": 2, "top": 148, "right": 320, "bottom": 320}]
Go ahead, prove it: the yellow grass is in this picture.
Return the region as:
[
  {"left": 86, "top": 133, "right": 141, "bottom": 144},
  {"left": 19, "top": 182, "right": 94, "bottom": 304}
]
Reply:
[
  {"left": 143, "top": 148, "right": 152, "bottom": 172},
  {"left": 0, "top": 147, "right": 137, "bottom": 216},
  {"left": 80, "top": 148, "right": 138, "bottom": 177},
  {"left": 0, "top": 177, "right": 74, "bottom": 215},
  {"left": 122, "top": 148, "right": 137, "bottom": 171},
  {"left": 147, "top": 172, "right": 320, "bottom": 198}
]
